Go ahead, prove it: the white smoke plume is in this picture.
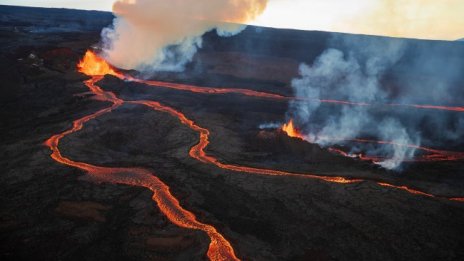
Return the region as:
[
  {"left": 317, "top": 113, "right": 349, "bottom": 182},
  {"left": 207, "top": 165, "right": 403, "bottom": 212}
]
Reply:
[
  {"left": 101, "top": 0, "right": 267, "bottom": 73},
  {"left": 287, "top": 38, "right": 421, "bottom": 170}
]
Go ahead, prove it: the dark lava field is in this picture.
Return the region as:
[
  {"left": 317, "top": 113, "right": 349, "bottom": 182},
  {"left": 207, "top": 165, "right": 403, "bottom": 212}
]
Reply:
[{"left": 1, "top": 5, "right": 464, "bottom": 261}]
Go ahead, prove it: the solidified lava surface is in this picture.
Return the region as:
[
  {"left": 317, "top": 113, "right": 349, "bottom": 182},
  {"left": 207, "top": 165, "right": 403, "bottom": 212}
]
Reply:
[{"left": 2, "top": 5, "right": 464, "bottom": 261}]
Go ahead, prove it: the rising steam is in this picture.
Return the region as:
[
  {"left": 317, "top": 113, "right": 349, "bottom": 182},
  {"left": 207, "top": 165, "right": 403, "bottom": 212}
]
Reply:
[
  {"left": 286, "top": 36, "right": 464, "bottom": 170},
  {"left": 101, "top": 0, "right": 267, "bottom": 73},
  {"left": 287, "top": 40, "right": 414, "bottom": 170}
]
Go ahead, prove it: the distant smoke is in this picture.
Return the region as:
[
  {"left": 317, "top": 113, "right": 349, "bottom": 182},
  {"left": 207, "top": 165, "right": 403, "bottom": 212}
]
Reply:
[
  {"left": 287, "top": 36, "right": 464, "bottom": 170},
  {"left": 101, "top": 0, "right": 267, "bottom": 73},
  {"left": 259, "top": 122, "right": 282, "bottom": 130}
]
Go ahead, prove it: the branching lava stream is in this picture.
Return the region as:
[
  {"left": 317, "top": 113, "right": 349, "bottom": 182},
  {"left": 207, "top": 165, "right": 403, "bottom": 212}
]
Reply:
[
  {"left": 45, "top": 53, "right": 239, "bottom": 261},
  {"left": 46, "top": 51, "right": 464, "bottom": 260},
  {"left": 131, "top": 100, "right": 464, "bottom": 201}
]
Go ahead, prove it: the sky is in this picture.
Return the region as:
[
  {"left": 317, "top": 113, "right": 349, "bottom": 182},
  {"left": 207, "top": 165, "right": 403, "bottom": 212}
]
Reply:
[{"left": 1, "top": 0, "right": 463, "bottom": 40}]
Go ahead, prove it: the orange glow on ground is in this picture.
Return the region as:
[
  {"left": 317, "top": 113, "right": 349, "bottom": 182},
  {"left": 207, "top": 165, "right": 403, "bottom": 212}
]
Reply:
[
  {"left": 46, "top": 51, "right": 464, "bottom": 260},
  {"left": 130, "top": 100, "right": 361, "bottom": 185},
  {"left": 279, "top": 119, "right": 464, "bottom": 163},
  {"left": 78, "top": 51, "right": 122, "bottom": 77},
  {"left": 70, "top": 55, "right": 464, "bottom": 114},
  {"left": 326, "top": 138, "right": 464, "bottom": 163},
  {"left": 75, "top": 50, "right": 464, "bottom": 200},
  {"left": 135, "top": 99, "right": 464, "bottom": 200},
  {"left": 129, "top": 76, "right": 464, "bottom": 113},
  {"left": 281, "top": 119, "right": 305, "bottom": 140},
  {"left": 46, "top": 58, "right": 239, "bottom": 261},
  {"left": 125, "top": 76, "right": 288, "bottom": 100}
]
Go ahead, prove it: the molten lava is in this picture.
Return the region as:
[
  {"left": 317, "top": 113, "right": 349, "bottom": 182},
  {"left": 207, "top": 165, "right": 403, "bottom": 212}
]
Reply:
[
  {"left": 281, "top": 119, "right": 464, "bottom": 165},
  {"left": 135, "top": 99, "right": 464, "bottom": 201},
  {"left": 126, "top": 77, "right": 288, "bottom": 100},
  {"left": 281, "top": 119, "right": 305, "bottom": 140},
  {"left": 280, "top": 120, "right": 464, "bottom": 163},
  {"left": 46, "top": 50, "right": 464, "bottom": 261},
  {"left": 77, "top": 51, "right": 464, "bottom": 114},
  {"left": 46, "top": 52, "right": 239, "bottom": 261},
  {"left": 77, "top": 51, "right": 122, "bottom": 77}
]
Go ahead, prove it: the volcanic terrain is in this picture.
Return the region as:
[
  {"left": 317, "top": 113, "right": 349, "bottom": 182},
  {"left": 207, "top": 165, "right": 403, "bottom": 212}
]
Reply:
[{"left": 1, "top": 5, "right": 464, "bottom": 261}]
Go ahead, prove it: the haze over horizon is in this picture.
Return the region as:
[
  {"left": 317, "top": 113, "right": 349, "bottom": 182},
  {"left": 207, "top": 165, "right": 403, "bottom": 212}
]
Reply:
[{"left": 1, "top": 0, "right": 463, "bottom": 41}]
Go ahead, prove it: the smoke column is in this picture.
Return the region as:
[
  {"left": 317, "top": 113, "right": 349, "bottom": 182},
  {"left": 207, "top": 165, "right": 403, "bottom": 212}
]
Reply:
[
  {"left": 286, "top": 36, "right": 464, "bottom": 170},
  {"left": 101, "top": 0, "right": 267, "bottom": 73}
]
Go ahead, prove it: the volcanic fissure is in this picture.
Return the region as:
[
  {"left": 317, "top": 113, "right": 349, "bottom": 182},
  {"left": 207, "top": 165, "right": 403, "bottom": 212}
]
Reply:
[{"left": 45, "top": 51, "right": 464, "bottom": 261}]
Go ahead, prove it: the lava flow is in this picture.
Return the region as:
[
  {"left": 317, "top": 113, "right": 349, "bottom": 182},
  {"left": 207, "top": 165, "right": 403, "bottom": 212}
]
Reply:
[
  {"left": 281, "top": 119, "right": 305, "bottom": 140},
  {"left": 121, "top": 75, "right": 464, "bottom": 113},
  {"left": 84, "top": 50, "right": 464, "bottom": 113},
  {"left": 128, "top": 76, "right": 464, "bottom": 112},
  {"left": 46, "top": 50, "right": 463, "bottom": 261},
  {"left": 281, "top": 119, "right": 464, "bottom": 163},
  {"left": 77, "top": 51, "right": 123, "bottom": 78},
  {"left": 134, "top": 101, "right": 464, "bottom": 201},
  {"left": 127, "top": 76, "right": 288, "bottom": 100},
  {"left": 126, "top": 99, "right": 464, "bottom": 201},
  {"left": 77, "top": 51, "right": 464, "bottom": 202},
  {"left": 45, "top": 51, "right": 239, "bottom": 261}
]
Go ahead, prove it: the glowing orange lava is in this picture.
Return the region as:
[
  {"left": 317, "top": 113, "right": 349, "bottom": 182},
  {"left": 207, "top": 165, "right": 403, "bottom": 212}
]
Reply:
[
  {"left": 77, "top": 51, "right": 464, "bottom": 201},
  {"left": 77, "top": 48, "right": 464, "bottom": 114},
  {"left": 377, "top": 182, "right": 435, "bottom": 197},
  {"left": 281, "top": 119, "right": 305, "bottom": 140},
  {"left": 46, "top": 57, "right": 239, "bottom": 261},
  {"left": 46, "top": 50, "right": 464, "bottom": 260},
  {"left": 280, "top": 120, "right": 464, "bottom": 163},
  {"left": 134, "top": 99, "right": 464, "bottom": 202},
  {"left": 129, "top": 100, "right": 361, "bottom": 185},
  {"left": 126, "top": 76, "right": 464, "bottom": 113},
  {"left": 78, "top": 51, "right": 122, "bottom": 77},
  {"left": 130, "top": 77, "right": 464, "bottom": 113},
  {"left": 124, "top": 76, "right": 288, "bottom": 100}
]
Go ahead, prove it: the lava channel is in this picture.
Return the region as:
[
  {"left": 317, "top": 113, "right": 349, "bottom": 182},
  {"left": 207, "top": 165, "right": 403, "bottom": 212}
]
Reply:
[
  {"left": 76, "top": 48, "right": 464, "bottom": 113},
  {"left": 78, "top": 50, "right": 464, "bottom": 203},
  {"left": 119, "top": 73, "right": 464, "bottom": 113},
  {"left": 45, "top": 55, "right": 240, "bottom": 261},
  {"left": 280, "top": 119, "right": 464, "bottom": 163},
  {"left": 76, "top": 48, "right": 463, "bottom": 114},
  {"left": 127, "top": 99, "right": 464, "bottom": 202}
]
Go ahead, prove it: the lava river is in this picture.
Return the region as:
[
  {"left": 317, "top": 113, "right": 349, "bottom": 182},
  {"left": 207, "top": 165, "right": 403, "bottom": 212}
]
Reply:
[
  {"left": 45, "top": 54, "right": 239, "bottom": 261},
  {"left": 45, "top": 51, "right": 464, "bottom": 261},
  {"left": 83, "top": 50, "right": 464, "bottom": 113},
  {"left": 121, "top": 73, "right": 464, "bottom": 113}
]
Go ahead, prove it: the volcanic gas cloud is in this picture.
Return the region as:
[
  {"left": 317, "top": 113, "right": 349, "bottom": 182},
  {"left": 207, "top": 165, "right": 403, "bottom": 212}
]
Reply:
[
  {"left": 101, "top": 0, "right": 267, "bottom": 73},
  {"left": 285, "top": 36, "right": 464, "bottom": 170}
]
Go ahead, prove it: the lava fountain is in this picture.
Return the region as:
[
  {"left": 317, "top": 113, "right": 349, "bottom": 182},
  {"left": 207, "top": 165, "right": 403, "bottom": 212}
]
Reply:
[
  {"left": 77, "top": 50, "right": 122, "bottom": 77},
  {"left": 281, "top": 119, "right": 305, "bottom": 140}
]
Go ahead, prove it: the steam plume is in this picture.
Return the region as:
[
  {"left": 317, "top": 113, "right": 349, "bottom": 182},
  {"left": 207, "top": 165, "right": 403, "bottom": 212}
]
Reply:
[
  {"left": 101, "top": 0, "right": 267, "bottom": 72},
  {"left": 286, "top": 36, "right": 464, "bottom": 170}
]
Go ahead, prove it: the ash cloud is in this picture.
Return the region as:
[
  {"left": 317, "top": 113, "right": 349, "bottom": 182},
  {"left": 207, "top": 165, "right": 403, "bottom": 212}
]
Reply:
[
  {"left": 287, "top": 36, "right": 464, "bottom": 170},
  {"left": 101, "top": 0, "right": 267, "bottom": 73}
]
